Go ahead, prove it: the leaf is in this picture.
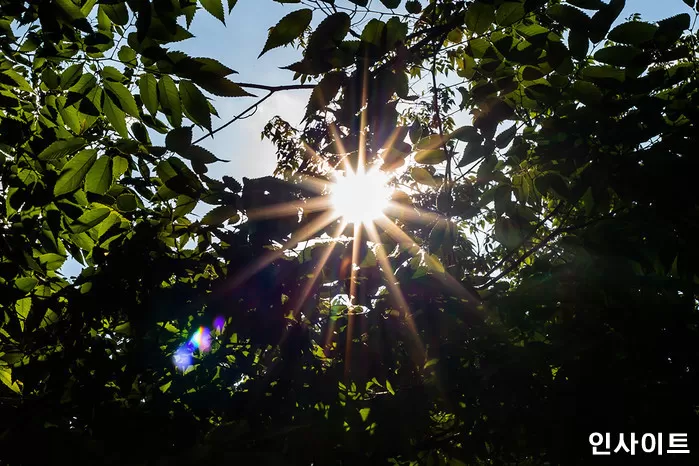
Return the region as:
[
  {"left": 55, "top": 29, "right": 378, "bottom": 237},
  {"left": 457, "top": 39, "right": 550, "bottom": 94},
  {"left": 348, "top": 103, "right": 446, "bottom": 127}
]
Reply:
[
  {"left": 85, "top": 156, "right": 112, "bottom": 195},
  {"left": 101, "top": 3, "right": 129, "bottom": 26},
  {"left": 260, "top": 9, "right": 313, "bottom": 57},
  {"left": 103, "top": 94, "right": 129, "bottom": 138},
  {"left": 405, "top": 1, "right": 421, "bottom": 14},
  {"left": 202, "top": 205, "right": 239, "bottom": 225},
  {"left": 71, "top": 207, "right": 111, "bottom": 233},
  {"left": 38, "top": 137, "right": 86, "bottom": 161},
  {"left": 103, "top": 81, "right": 139, "bottom": 118},
  {"left": 201, "top": 0, "right": 225, "bottom": 24},
  {"left": 197, "top": 77, "right": 254, "bottom": 97},
  {"left": 181, "top": 145, "right": 221, "bottom": 164},
  {"left": 410, "top": 167, "right": 436, "bottom": 186},
  {"left": 165, "top": 126, "right": 193, "bottom": 154},
  {"left": 588, "top": 0, "right": 625, "bottom": 43},
  {"left": 307, "top": 12, "right": 350, "bottom": 54},
  {"left": 2, "top": 70, "right": 32, "bottom": 92},
  {"left": 15, "top": 277, "right": 38, "bottom": 292},
  {"left": 450, "top": 125, "right": 482, "bottom": 143},
  {"left": 385, "top": 380, "right": 395, "bottom": 395},
  {"left": 547, "top": 4, "right": 590, "bottom": 32},
  {"left": 112, "top": 156, "right": 129, "bottom": 180},
  {"left": 0, "top": 367, "right": 21, "bottom": 394},
  {"left": 568, "top": 29, "right": 589, "bottom": 59},
  {"left": 54, "top": 149, "right": 97, "bottom": 196},
  {"left": 424, "top": 358, "right": 439, "bottom": 369},
  {"left": 158, "top": 75, "right": 182, "bottom": 127},
  {"left": 466, "top": 2, "right": 496, "bottom": 35},
  {"left": 306, "top": 71, "right": 344, "bottom": 120},
  {"left": 60, "top": 63, "right": 83, "bottom": 89},
  {"left": 581, "top": 65, "right": 625, "bottom": 81},
  {"left": 139, "top": 74, "right": 159, "bottom": 115},
  {"left": 180, "top": 80, "right": 211, "bottom": 130},
  {"left": 608, "top": 21, "right": 658, "bottom": 45},
  {"left": 116, "top": 193, "right": 137, "bottom": 211},
  {"left": 496, "top": 124, "right": 517, "bottom": 148},
  {"left": 415, "top": 150, "right": 447, "bottom": 165},
  {"left": 496, "top": 2, "right": 525, "bottom": 27},
  {"left": 594, "top": 45, "right": 641, "bottom": 67}
]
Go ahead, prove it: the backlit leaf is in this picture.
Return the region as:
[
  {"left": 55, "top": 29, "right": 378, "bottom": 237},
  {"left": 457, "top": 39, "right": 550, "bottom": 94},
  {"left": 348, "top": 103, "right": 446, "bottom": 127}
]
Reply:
[
  {"left": 54, "top": 149, "right": 97, "bottom": 196},
  {"left": 260, "top": 9, "right": 313, "bottom": 57}
]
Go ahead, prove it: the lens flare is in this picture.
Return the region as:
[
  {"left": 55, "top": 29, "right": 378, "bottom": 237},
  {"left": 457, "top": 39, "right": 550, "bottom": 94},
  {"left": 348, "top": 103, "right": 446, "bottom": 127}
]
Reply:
[
  {"left": 173, "top": 345, "right": 193, "bottom": 371},
  {"left": 213, "top": 316, "right": 225, "bottom": 333},
  {"left": 189, "top": 326, "right": 211, "bottom": 352}
]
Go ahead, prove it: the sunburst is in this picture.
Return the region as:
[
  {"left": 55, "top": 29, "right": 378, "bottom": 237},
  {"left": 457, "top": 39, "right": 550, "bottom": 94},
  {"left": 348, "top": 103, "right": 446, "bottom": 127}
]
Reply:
[{"left": 193, "top": 132, "right": 481, "bottom": 378}]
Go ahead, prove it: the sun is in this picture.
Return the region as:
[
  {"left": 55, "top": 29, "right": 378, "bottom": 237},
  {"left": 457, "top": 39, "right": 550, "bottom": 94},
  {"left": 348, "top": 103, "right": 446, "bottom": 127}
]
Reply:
[{"left": 330, "top": 168, "right": 392, "bottom": 224}]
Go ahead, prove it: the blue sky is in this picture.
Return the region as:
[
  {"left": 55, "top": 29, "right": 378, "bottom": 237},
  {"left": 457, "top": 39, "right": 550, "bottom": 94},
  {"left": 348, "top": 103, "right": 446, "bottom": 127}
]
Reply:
[{"left": 179, "top": 0, "right": 693, "bottom": 180}]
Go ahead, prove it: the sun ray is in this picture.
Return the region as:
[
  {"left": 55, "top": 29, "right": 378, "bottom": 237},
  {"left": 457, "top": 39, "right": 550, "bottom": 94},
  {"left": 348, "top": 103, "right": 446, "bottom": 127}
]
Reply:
[
  {"left": 225, "top": 210, "right": 340, "bottom": 291},
  {"left": 384, "top": 200, "right": 443, "bottom": 225},
  {"left": 376, "top": 217, "right": 480, "bottom": 305},
  {"left": 246, "top": 197, "right": 331, "bottom": 221},
  {"left": 364, "top": 222, "right": 425, "bottom": 358},
  {"left": 290, "top": 219, "right": 348, "bottom": 319}
]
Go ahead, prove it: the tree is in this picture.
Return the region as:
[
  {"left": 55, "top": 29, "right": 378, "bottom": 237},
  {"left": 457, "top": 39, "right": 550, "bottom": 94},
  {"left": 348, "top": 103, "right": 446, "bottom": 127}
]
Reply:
[{"left": 1, "top": 0, "right": 698, "bottom": 465}]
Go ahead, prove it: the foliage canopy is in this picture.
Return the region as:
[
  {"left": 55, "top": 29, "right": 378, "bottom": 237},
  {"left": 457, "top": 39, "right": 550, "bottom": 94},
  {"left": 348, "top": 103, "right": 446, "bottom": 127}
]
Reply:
[{"left": 1, "top": 0, "right": 698, "bottom": 464}]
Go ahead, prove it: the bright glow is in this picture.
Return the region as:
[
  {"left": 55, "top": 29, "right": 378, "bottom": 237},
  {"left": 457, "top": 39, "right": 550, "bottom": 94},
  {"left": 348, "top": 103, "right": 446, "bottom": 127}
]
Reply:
[
  {"left": 189, "top": 326, "right": 211, "bottom": 352},
  {"left": 213, "top": 315, "right": 225, "bottom": 333},
  {"left": 330, "top": 169, "right": 392, "bottom": 224}
]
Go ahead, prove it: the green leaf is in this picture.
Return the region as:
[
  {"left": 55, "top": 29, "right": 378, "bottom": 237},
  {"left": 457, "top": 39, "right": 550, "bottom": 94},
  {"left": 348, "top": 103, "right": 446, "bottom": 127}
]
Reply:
[
  {"left": 85, "top": 156, "right": 112, "bottom": 195},
  {"left": 496, "top": 124, "right": 517, "bottom": 148},
  {"left": 71, "top": 207, "right": 111, "bottom": 233},
  {"left": 0, "top": 367, "right": 21, "bottom": 394},
  {"left": 15, "top": 277, "right": 38, "bottom": 292},
  {"left": 139, "top": 74, "right": 159, "bottom": 115},
  {"left": 450, "top": 126, "right": 482, "bottom": 143},
  {"left": 496, "top": 2, "right": 525, "bottom": 27},
  {"left": 581, "top": 65, "right": 625, "bottom": 81},
  {"left": 54, "top": 149, "right": 97, "bottom": 196},
  {"left": 197, "top": 77, "right": 253, "bottom": 97},
  {"left": 385, "top": 380, "right": 395, "bottom": 395},
  {"left": 181, "top": 145, "right": 222, "bottom": 164},
  {"left": 158, "top": 76, "right": 182, "bottom": 127},
  {"left": 568, "top": 29, "right": 589, "bottom": 59},
  {"left": 608, "top": 21, "right": 658, "bottom": 45},
  {"left": 101, "top": 3, "right": 129, "bottom": 25},
  {"left": 103, "top": 94, "right": 129, "bottom": 138},
  {"left": 166, "top": 126, "right": 193, "bottom": 154},
  {"left": 260, "top": 9, "right": 313, "bottom": 57},
  {"left": 307, "top": 13, "right": 351, "bottom": 54},
  {"left": 588, "top": 0, "right": 625, "bottom": 43},
  {"left": 38, "top": 138, "right": 86, "bottom": 161},
  {"left": 201, "top": 0, "right": 225, "bottom": 24},
  {"left": 180, "top": 80, "right": 211, "bottom": 130},
  {"left": 103, "top": 80, "right": 139, "bottom": 118},
  {"left": 594, "top": 45, "right": 641, "bottom": 67},
  {"left": 410, "top": 167, "right": 436, "bottom": 186},
  {"left": 566, "top": 0, "right": 605, "bottom": 9},
  {"left": 117, "top": 46, "right": 137, "bottom": 66},
  {"left": 415, "top": 150, "right": 447, "bottom": 165},
  {"left": 2, "top": 70, "right": 32, "bottom": 92},
  {"left": 112, "top": 155, "right": 129, "bottom": 180},
  {"left": 116, "top": 193, "right": 137, "bottom": 211},
  {"left": 60, "top": 64, "right": 83, "bottom": 89},
  {"left": 547, "top": 4, "right": 590, "bottom": 32},
  {"left": 202, "top": 205, "right": 239, "bottom": 225},
  {"left": 101, "top": 66, "right": 125, "bottom": 82},
  {"left": 466, "top": 2, "right": 496, "bottom": 35}
]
